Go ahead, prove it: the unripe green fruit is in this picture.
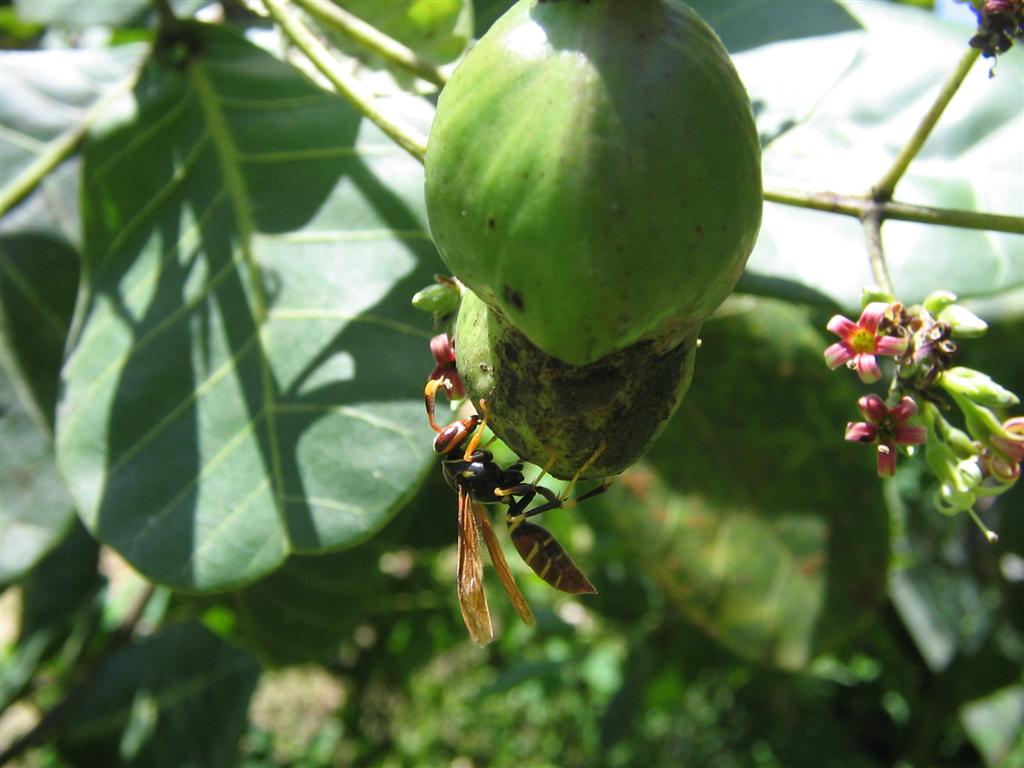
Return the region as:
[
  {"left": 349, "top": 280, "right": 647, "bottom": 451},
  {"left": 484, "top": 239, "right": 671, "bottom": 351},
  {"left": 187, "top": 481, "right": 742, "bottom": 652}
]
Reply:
[
  {"left": 455, "top": 290, "right": 696, "bottom": 480},
  {"left": 426, "top": 0, "right": 762, "bottom": 365}
]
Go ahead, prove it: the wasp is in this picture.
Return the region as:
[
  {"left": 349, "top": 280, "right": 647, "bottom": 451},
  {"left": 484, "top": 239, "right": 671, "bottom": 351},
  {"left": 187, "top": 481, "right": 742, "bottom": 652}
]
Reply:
[{"left": 424, "top": 334, "right": 607, "bottom": 644}]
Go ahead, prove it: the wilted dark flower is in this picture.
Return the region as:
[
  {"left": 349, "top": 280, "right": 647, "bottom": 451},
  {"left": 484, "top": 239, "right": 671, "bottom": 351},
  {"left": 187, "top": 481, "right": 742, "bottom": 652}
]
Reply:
[{"left": 846, "top": 395, "right": 927, "bottom": 477}]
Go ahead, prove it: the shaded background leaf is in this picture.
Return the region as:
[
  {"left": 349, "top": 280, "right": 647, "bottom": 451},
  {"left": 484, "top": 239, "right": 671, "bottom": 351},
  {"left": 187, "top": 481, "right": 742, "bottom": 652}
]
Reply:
[
  {"left": 56, "top": 23, "right": 440, "bottom": 592},
  {"left": 0, "top": 365, "right": 76, "bottom": 586},
  {"left": 0, "top": 519, "right": 102, "bottom": 711},
  {"left": 56, "top": 620, "right": 260, "bottom": 768},
  {"left": 591, "top": 299, "right": 889, "bottom": 670}
]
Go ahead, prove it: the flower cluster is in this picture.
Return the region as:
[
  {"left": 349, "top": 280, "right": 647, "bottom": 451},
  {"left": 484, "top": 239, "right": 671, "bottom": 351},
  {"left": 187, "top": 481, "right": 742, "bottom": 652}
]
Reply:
[
  {"left": 967, "top": 0, "right": 1024, "bottom": 59},
  {"left": 825, "top": 290, "right": 1021, "bottom": 540}
]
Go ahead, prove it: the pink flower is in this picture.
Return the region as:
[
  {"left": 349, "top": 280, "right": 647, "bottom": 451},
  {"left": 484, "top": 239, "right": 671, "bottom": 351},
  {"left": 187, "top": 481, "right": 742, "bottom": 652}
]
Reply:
[
  {"left": 845, "top": 395, "right": 927, "bottom": 477},
  {"left": 825, "top": 303, "right": 908, "bottom": 384},
  {"left": 428, "top": 333, "right": 464, "bottom": 399}
]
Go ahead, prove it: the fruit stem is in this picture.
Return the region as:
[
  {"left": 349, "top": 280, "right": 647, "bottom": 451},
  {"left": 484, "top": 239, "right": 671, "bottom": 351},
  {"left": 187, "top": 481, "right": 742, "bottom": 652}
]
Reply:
[
  {"left": 291, "top": 0, "right": 448, "bottom": 88},
  {"left": 261, "top": 0, "right": 429, "bottom": 163}
]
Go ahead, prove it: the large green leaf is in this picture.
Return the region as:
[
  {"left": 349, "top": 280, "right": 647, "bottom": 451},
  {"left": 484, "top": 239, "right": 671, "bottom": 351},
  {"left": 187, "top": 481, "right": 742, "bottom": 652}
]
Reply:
[
  {"left": 735, "top": 1, "right": 1024, "bottom": 310},
  {"left": 56, "top": 23, "right": 440, "bottom": 592},
  {"left": 57, "top": 620, "right": 260, "bottom": 768},
  {"left": 593, "top": 299, "right": 889, "bottom": 670}
]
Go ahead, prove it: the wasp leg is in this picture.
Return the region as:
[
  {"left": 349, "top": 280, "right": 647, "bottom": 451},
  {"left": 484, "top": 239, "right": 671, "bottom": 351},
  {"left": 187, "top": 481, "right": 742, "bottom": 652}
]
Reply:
[
  {"left": 497, "top": 475, "right": 612, "bottom": 519},
  {"left": 461, "top": 399, "right": 490, "bottom": 460},
  {"left": 530, "top": 448, "right": 558, "bottom": 487},
  {"left": 556, "top": 441, "right": 608, "bottom": 503}
]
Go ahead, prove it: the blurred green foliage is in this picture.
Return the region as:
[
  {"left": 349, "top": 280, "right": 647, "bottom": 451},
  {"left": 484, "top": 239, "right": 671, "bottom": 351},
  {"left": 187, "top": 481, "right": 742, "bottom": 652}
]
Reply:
[{"left": 1, "top": 1, "right": 1022, "bottom": 767}]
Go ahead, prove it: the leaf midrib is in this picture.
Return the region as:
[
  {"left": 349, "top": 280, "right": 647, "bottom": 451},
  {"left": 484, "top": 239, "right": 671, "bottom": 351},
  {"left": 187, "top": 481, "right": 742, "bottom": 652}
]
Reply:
[{"left": 188, "top": 62, "right": 285, "bottom": 517}]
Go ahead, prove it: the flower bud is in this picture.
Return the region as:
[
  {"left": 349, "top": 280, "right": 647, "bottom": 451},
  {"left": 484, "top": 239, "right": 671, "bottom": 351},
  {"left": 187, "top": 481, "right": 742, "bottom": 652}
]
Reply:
[
  {"left": 936, "top": 304, "right": 988, "bottom": 339},
  {"left": 940, "top": 367, "right": 1020, "bottom": 409},
  {"left": 412, "top": 281, "right": 462, "bottom": 317},
  {"left": 948, "top": 390, "right": 1024, "bottom": 463},
  {"left": 923, "top": 290, "right": 958, "bottom": 315},
  {"left": 861, "top": 287, "right": 896, "bottom": 306}
]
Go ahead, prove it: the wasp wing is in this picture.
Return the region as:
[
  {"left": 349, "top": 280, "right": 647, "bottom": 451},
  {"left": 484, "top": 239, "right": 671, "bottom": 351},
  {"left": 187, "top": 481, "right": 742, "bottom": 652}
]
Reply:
[
  {"left": 457, "top": 489, "right": 493, "bottom": 645},
  {"left": 474, "top": 502, "right": 535, "bottom": 627}
]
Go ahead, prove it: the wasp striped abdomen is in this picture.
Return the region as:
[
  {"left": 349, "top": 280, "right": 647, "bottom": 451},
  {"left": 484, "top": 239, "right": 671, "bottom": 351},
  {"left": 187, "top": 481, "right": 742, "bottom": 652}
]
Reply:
[{"left": 509, "top": 519, "right": 596, "bottom": 595}]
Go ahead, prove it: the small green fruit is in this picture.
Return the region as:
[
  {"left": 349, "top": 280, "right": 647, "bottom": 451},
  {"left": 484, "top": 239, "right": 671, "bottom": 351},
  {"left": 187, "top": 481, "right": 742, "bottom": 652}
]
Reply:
[
  {"left": 455, "top": 290, "right": 696, "bottom": 480},
  {"left": 426, "top": 0, "right": 762, "bottom": 365}
]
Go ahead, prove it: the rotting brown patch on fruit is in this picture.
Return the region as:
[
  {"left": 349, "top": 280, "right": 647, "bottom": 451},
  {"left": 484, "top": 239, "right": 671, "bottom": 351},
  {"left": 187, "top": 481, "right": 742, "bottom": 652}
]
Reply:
[{"left": 455, "top": 290, "right": 696, "bottom": 480}]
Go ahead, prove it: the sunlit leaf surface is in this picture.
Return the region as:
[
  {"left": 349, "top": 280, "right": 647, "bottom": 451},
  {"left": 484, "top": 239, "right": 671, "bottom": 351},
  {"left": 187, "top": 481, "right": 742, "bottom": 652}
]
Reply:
[
  {"left": 733, "top": 1, "right": 1024, "bottom": 311},
  {"left": 56, "top": 23, "right": 440, "bottom": 591}
]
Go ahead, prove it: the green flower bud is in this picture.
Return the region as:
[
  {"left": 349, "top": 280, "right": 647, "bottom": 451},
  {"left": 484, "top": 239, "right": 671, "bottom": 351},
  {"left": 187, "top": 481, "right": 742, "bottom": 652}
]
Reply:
[
  {"left": 861, "top": 287, "right": 896, "bottom": 306},
  {"left": 940, "top": 366, "right": 1020, "bottom": 409},
  {"left": 936, "top": 304, "right": 988, "bottom": 338},
  {"left": 922, "top": 290, "right": 958, "bottom": 314},
  {"left": 411, "top": 281, "right": 462, "bottom": 316}
]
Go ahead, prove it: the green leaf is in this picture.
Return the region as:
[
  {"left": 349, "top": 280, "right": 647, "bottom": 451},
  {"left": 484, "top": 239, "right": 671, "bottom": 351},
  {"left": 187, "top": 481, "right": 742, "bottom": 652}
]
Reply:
[
  {"left": 889, "top": 560, "right": 990, "bottom": 673},
  {"left": 56, "top": 23, "right": 439, "bottom": 592},
  {"left": 1, "top": 44, "right": 144, "bottom": 218},
  {"left": 1, "top": 44, "right": 145, "bottom": 421},
  {"left": 472, "top": 0, "right": 515, "bottom": 37},
  {"left": 18, "top": 517, "right": 102, "bottom": 639},
  {"left": 961, "top": 685, "right": 1024, "bottom": 768},
  {"left": 735, "top": 1, "right": 1024, "bottom": 310},
  {"left": 689, "top": 0, "right": 861, "bottom": 55},
  {"left": 12, "top": 0, "right": 202, "bottom": 28},
  {"left": 1, "top": 519, "right": 102, "bottom": 710},
  {"left": 594, "top": 299, "right": 889, "bottom": 671},
  {"left": 229, "top": 546, "right": 388, "bottom": 665},
  {"left": 57, "top": 620, "right": 261, "bottom": 768},
  {"left": 0, "top": 365, "right": 76, "bottom": 586}
]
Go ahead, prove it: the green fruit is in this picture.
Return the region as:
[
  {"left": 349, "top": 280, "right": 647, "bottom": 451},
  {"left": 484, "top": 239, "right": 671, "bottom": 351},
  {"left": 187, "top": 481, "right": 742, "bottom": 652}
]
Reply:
[
  {"left": 426, "top": 0, "right": 762, "bottom": 365},
  {"left": 455, "top": 290, "right": 696, "bottom": 480}
]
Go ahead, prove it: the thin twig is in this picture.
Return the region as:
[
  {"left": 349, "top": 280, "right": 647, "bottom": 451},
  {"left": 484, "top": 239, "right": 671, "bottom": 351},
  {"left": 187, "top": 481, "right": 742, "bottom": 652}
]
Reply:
[
  {"left": 873, "top": 47, "right": 981, "bottom": 202},
  {"left": 763, "top": 187, "right": 1024, "bottom": 235},
  {"left": 0, "top": 74, "right": 136, "bottom": 218},
  {"left": 262, "top": 0, "right": 428, "bottom": 163},
  {"left": 0, "top": 584, "right": 157, "bottom": 767},
  {"left": 292, "top": 0, "right": 447, "bottom": 87}
]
